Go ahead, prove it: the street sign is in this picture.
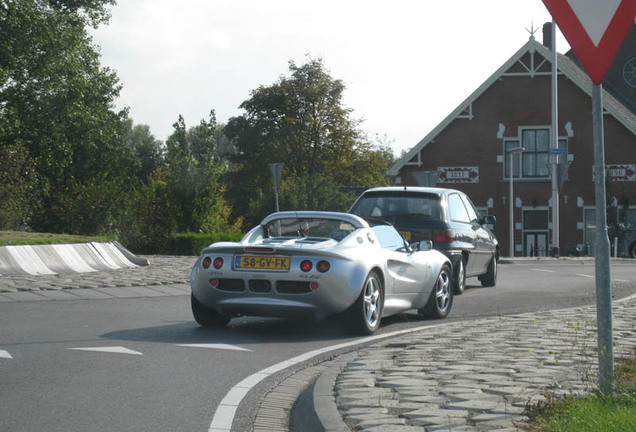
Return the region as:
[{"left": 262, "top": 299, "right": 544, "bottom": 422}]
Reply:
[
  {"left": 543, "top": 0, "right": 636, "bottom": 395},
  {"left": 542, "top": 0, "right": 636, "bottom": 84},
  {"left": 549, "top": 148, "right": 567, "bottom": 155},
  {"left": 268, "top": 163, "right": 283, "bottom": 192}
]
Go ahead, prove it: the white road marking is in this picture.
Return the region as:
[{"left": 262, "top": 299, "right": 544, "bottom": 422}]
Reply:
[
  {"left": 576, "top": 274, "right": 594, "bottom": 278},
  {"left": 208, "top": 291, "right": 636, "bottom": 431},
  {"left": 208, "top": 324, "right": 438, "bottom": 432},
  {"left": 533, "top": 268, "right": 556, "bottom": 273},
  {"left": 68, "top": 346, "right": 143, "bottom": 355},
  {"left": 615, "top": 279, "right": 630, "bottom": 283},
  {"left": 0, "top": 350, "right": 13, "bottom": 359},
  {"left": 177, "top": 344, "right": 251, "bottom": 352}
]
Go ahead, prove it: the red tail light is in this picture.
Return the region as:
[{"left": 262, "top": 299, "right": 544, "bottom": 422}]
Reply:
[
  {"left": 213, "top": 257, "right": 224, "bottom": 269},
  {"left": 433, "top": 229, "right": 454, "bottom": 243},
  {"left": 202, "top": 257, "right": 212, "bottom": 268},
  {"left": 300, "top": 260, "right": 313, "bottom": 272}
]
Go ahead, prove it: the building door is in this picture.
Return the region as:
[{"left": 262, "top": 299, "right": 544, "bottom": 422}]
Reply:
[
  {"left": 525, "top": 232, "right": 548, "bottom": 256},
  {"left": 523, "top": 209, "right": 549, "bottom": 257}
]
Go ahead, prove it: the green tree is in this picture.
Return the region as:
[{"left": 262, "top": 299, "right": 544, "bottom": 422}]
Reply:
[
  {"left": 213, "top": 123, "right": 236, "bottom": 164},
  {"left": 279, "top": 174, "right": 357, "bottom": 212},
  {"left": 1, "top": 0, "right": 129, "bottom": 235},
  {"left": 165, "top": 111, "right": 240, "bottom": 233},
  {"left": 118, "top": 169, "right": 177, "bottom": 254},
  {"left": 122, "top": 120, "right": 165, "bottom": 182},
  {"left": 0, "top": 142, "right": 39, "bottom": 230},
  {"left": 224, "top": 57, "right": 393, "bottom": 225}
]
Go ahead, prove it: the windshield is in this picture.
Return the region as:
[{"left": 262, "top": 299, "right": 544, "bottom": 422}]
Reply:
[{"left": 264, "top": 217, "right": 356, "bottom": 241}]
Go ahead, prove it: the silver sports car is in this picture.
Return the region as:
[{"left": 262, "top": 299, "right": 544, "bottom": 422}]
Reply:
[{"left": 190, "top": 211, "right": 453, "bottom": 334}]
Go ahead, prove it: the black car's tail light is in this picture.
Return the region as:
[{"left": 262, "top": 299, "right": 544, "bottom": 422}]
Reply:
[
  {"left": 300, "top": 260, "right": 313, "bottom": 272},
  {"left": 433, "top": 229, "right": 455, "bottom": 243},
  {"left": 213, "top": 257, "right": 224, "bottom": 269},
  {"left": 202, "top": 257, "right": 212, "bottom": 269},
  {"left": 317, "top": 260, "right": 330, "bottom": 273}
]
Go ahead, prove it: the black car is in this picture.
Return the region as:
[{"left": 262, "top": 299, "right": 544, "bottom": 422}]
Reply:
[{"left": 349, "top": 187, "right": 499, "bottom": 294}]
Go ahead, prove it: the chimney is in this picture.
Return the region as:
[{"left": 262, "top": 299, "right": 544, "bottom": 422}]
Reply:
[{"left": 543, "top": 22, "right": 553, "bottom": 49}]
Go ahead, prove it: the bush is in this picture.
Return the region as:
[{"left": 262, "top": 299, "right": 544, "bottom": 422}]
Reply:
[{"left": 166, "top": 232, "right": 244, "bottom": 256}]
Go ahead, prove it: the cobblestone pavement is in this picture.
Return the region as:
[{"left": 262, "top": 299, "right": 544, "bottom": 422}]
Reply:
[
  {"left": 0, "top": 256, "right": 196, "bottom": 292},
  {"left": 0, "top": 256, "right": 197, "bottom": 301},
  {"left": 329, "top": 297, "right": 636, "bottom": 431}
]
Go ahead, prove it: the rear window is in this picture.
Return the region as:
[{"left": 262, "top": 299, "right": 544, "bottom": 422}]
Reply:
[{"left": 349, "top": 192, "right": 442, "bottom": 224}]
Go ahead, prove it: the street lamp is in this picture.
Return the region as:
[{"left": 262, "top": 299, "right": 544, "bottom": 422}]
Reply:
[{"left": 508, "top": 147, "right": 525, "bottom": 257}]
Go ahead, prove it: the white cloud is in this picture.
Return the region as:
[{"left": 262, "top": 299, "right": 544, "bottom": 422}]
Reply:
[{"left": 91, "top": 0, "right": 567, "bottom": 154}]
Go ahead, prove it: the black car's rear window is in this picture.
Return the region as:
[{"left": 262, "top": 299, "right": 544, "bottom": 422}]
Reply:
[{"left": 350, "top": 192, "right": 442, "bottom": 223}]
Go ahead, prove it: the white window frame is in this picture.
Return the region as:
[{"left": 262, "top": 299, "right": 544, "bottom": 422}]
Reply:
[{"left": 503, "top": 126, "right": 568, "bottom": 180}]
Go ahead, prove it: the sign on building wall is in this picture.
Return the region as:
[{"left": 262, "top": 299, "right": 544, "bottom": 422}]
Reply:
[
  {"left": 606, "top": 164, "right": 636, "bottom": 181},
  {"left": 437, "top": 166, "right": 479, "bottom": 183}
]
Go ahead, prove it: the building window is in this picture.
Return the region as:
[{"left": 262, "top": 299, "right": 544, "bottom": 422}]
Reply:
[
  {"left": 504, "top": 127, "right": 567, "bottom": 180},
  {"left": 522, "top": 129, "right": 550, "bottom": 177}
]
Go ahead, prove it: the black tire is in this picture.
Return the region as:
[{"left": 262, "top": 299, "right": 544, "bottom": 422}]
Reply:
[
  {"left": 191, "top": 294, "right": 231, "bottom": 327},
  {"left": 479, "top": 254, "right": 497, "bottom": 287},
  {"left": 453, "top": 257, "right": 466, "bottom": 295},
  {"left": 419, "top": 264, "right": 453, "bottom": 319},
  {"left": 629, "top": 242, "right": 636, "bottom": 258},
  {"left": 349, "top": 271, "right": 383, "bottom": 335}
]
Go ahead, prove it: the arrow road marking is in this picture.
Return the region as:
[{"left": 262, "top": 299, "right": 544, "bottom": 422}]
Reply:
[
  {"left": 0, "top": 350, "right": 13, "bottom": 359},
  {"left": 177, "top": 343, "right": 251, "bottom": 352},
  {"left": 68, "top": 346, "right": 143, "bottom": 355}
]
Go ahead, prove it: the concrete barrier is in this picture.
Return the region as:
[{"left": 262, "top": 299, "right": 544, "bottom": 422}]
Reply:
[{"left": 0, "top": 242, "right": 148, "bottom": 276}]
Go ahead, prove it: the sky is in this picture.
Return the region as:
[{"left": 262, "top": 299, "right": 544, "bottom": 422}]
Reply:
[{"left": 90, "top": 0, "right": 569, "bottom": 155}]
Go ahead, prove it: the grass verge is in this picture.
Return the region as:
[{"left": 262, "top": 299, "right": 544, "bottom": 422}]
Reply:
[
  {"left": 526, "top": 348, "right": 636, "bottom": 431},
  {"left": 0, "top": 231, "right": 112, "bottom": 246}
]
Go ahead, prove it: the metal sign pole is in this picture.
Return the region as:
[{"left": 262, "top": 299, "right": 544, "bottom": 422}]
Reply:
[
  {"left": 592, "top": 83, "right": 614, "bottom": 395},
  {"left": 550, "top": 21, "right": 560, "bottom": 256},
  {"left": 269, "top": 163, "right": 283, "bottom": 213}
]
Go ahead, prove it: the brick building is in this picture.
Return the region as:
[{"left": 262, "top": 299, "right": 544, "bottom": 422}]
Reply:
[{"left": 388, "top": 23, "right": 636, "bottom": 257}]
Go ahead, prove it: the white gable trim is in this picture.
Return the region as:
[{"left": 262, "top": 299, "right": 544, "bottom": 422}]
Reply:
[{"left": 388, "top": 38, "right": 636, "bottom": 177}]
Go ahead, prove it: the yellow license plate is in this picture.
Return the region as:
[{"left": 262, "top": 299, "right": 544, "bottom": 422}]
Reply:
[
  {"left": 234, "top": 255, "right": 290, "bottom": 270},
  {"left": 400, "top": 231, "right": 412, "bottom": 241}
]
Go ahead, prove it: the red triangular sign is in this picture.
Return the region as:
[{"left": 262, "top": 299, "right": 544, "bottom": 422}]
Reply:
[{"left": 542, "top": 0, "right": 636, "bottom": 84}]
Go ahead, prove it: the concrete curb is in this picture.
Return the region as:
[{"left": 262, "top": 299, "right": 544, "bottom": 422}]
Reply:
[{"left": 0, "top": 242, "right": 148, "bottom": 276}]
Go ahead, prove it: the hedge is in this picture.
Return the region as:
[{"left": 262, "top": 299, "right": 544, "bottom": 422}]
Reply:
[{"left": 166, "top": 232, "right": 245, "bottom": 256}]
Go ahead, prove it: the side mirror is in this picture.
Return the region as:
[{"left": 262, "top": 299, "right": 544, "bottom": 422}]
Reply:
[{"left": 483, "top": 215, "right": 496, "bottom": 225}]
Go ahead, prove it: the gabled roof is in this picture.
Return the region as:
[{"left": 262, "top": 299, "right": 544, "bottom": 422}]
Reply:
[{"left": 388, "top": 36, "right": 636, "bottom": 177}]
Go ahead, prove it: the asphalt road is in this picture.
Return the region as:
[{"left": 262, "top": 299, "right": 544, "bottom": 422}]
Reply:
[{"left": 1, "top": 259, "right": 635, "bottom": 432}]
